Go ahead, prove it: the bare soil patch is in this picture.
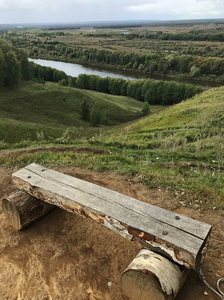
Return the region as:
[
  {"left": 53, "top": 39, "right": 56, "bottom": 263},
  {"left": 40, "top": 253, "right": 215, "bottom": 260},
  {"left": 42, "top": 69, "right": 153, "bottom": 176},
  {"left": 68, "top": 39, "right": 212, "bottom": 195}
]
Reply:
[{"left": 0, "top": 164, "right": 223, "bottom": 300}]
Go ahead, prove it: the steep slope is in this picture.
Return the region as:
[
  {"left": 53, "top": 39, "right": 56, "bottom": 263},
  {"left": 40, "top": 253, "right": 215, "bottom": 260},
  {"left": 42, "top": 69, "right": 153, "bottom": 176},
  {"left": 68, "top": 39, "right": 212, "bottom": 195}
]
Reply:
[
  {"left": 99, "top": 87, "right": 224, "bottom": 164},
  {"left": 0, "top": 86, "right": 223, "bottom": 210},
  {"left": 0, "top": 81, "right": 145, "bottom": 144}
]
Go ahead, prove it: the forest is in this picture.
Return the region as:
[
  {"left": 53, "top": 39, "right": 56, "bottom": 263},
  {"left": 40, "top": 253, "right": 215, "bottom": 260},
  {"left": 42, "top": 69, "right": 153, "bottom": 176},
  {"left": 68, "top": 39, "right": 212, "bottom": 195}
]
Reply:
[
  {"left": 2, "top": 21, "right": 224, "bottom": 83},
  {"left": 0, "top": 39, "right": 202, "bottom": 107}
]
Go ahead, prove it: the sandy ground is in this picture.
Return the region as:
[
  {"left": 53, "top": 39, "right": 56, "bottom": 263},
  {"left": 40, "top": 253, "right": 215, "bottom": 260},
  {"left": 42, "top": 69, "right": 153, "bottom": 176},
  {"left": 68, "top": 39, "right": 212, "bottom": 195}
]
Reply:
[{"left": 0, "top": 164, "right": 224, "bottom": 300}]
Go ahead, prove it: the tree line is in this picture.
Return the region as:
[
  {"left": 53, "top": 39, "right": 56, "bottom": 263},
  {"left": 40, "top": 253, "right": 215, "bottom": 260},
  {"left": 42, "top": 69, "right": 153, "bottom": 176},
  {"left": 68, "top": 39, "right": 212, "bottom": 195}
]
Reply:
[
  {"left": 26, "top": 61, "right": 203, "bottom": 105},
  {"left": 3, "top": 31, "right": 224, "bottom": 80},
  {"left": 60, "top": 73, "right": 202, "bottom": 105},
  {"left": 27, "top": 44, "right": 224, "bottom": 80},
  {"left": 125, "top": 30, "right": 224, "bottom": 42},
  {"left": 30, "top": 62, "right": 68, "bottom": 83},
  {"left": 0, "top": 38, "right": 202, "bottom": 107},
  {"left": 56, "top": 47, "right": 224, "bottom": 79},
  {"left": 84, "top": 29, "right": 224, "bottom": 42}
]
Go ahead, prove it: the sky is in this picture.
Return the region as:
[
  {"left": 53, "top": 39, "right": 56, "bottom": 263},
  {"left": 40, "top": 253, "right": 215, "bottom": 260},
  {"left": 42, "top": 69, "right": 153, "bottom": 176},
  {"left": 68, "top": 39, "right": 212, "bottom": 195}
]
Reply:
[{"left": 0, "top": 0, "right": 224, "bottom": 24}]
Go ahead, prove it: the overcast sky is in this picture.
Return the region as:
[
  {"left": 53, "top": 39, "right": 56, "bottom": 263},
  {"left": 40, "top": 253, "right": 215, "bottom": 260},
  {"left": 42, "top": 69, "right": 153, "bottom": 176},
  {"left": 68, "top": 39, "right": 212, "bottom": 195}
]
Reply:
[{"left": 0, "top": 0, "right": 223, "bottom": 24}]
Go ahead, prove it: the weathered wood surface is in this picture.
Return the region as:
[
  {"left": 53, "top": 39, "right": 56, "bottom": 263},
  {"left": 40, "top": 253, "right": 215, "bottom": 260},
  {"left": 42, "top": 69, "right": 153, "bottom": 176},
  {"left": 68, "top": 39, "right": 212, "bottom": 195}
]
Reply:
[
  {"left": 121, "top": 249, "right": 189, "bottom": 300},
  {"left": 2, "top": 190, "right": 55, "bottom": 230},
  {"left": 12, "top": 163, "right": 212, "bottom": 269}
]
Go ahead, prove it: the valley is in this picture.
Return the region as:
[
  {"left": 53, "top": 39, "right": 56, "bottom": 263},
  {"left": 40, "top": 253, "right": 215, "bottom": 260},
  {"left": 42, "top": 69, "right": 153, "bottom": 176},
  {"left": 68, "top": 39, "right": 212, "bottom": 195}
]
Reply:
[{"left": 0, "top": 19, "right": 224, "bottom": 300}]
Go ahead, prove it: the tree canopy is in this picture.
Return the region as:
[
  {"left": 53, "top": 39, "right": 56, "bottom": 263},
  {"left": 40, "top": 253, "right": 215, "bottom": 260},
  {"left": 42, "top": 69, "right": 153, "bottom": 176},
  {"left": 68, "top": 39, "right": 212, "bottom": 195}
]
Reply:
[{"left": 0, "top": 39, "right": 31, "bottom": 87}]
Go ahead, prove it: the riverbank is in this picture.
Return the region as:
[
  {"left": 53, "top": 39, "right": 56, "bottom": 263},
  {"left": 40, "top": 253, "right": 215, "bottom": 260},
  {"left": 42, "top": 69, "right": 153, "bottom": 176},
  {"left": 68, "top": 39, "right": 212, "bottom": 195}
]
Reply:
[{"left": 29, "top": 57, "right": 222, "bottom": 88}]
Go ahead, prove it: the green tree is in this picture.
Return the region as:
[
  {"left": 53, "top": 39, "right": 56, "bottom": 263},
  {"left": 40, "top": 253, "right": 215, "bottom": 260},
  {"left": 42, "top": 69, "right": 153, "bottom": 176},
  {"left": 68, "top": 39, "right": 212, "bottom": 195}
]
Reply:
[
  {"left": 96, "top": 77, "right": 109, "bottom": 93},
  {"left": 89, "top": 75, "right": 98, "bottom": 91},
  {"left": 90, "top": 105, "right": 102, "bottom": 126},
  {"left": 76, "top": 74, "right": 89, "bottom": 89},
  {"left": 156, "top": 81, "right": 165, "bottom": 104},
  {"left": 81, "top": 100, "right": 90, "bottom": 121},
  {"left": 144, "top": 90, "right": 152, "bottom": 104},
  {"left": 120, "top": 81, "right": 128, "bottom": 96},
  {"left": 59, "top": 78, "right": 68, "bottom": 86},
  {"left": 178, "top": 54, "right": 193, "bottom": 73},
  {"left": 147, "top": 81, "right": 158, "bottom": 104},
  {"left": 69, "top": 77, "right": 76, "bottom": 87},
  {"left": 16, "top": 49, "right": 30, "bottom": 80},
  {"left": 162, "top": 82, "right": 175, "bottom": 105},
  {"left": 0, "top": 49, "right": 6, "bottom": 86},
  {"left": 4, "top": 50, "right": 20, "bottom": 86},
  {"left": 142, "top": 102, "right": 150, "bottom": 116},
  {"left": 135, "top": 86, "right": 143, "bottom": 101},
  {"left": 53, "top": 69, "right": 67, "bottom": 82},
  {"left": 100, "top": 111, "right": 110, "bottom": 125},
  {"left": 127, "top": 81, "right": 137, "bottom": 98},
  {"left": 109, "top": 78, "right": 124, "bottom": 95},
  {"left": 190, "top": 66, "right": 201, "bottom": 77}
]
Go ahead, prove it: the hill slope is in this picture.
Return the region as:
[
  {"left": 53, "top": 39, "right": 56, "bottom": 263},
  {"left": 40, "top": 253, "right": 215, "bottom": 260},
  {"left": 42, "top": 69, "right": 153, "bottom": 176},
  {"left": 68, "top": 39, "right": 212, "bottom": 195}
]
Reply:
[
  {"left": 98, "top": 87, "right": 224, "bottom": 165},
  {"left": 0, "top": 81, "right": 147, "bottom": 144},
  {"left": 0, "top": 85, "right": 223, "bottom": 210}
]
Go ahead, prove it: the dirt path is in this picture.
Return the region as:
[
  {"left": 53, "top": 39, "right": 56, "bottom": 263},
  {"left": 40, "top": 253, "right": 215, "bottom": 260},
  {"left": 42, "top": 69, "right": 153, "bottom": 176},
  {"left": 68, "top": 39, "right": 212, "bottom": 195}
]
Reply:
[{"left": 0, "top": 166, "right": 223, "bottom": 300}]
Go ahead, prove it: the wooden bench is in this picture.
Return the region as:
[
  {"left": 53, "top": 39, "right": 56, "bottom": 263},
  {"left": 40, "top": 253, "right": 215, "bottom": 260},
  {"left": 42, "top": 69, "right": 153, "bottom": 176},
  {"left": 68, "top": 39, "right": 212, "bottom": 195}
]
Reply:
[
  {"left": 12, "top": 163, "right": 212, "bottom": 271},
  {"left": 1, "top": 163, "right": 214, "bottom": 299}
]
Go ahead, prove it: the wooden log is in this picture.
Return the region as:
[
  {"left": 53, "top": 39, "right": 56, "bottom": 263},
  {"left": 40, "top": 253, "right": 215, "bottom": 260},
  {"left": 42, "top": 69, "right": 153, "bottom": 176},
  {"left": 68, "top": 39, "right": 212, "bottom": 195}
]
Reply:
[
  {"left": 2, "top": 190, "right": 55, "bottom": 230},
  {"left": 121, "top": 249, "right": 189, "bottom": 300},
  {"left": 12, "top": 163, "right": 212, "bottom": 269}
]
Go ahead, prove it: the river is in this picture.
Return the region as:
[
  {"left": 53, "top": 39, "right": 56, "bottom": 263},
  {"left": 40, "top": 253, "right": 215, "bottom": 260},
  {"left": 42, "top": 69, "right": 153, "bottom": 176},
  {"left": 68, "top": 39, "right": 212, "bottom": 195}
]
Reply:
[{"left": 29, "top": 58, "right": 221, "bottom": 88}]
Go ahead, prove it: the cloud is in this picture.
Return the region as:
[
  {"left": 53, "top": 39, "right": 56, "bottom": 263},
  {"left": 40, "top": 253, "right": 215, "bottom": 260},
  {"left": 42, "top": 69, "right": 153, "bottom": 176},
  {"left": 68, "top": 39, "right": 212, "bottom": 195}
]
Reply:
[
  {"left": 0, "top": 0, "right": 59, "bottom": 12},
  {"left": 0, "top": 0, "right": 224, "bottom": 24},
  {"left": 0, "top": 0, "right": 155, "bottom": 12},
  {"left": 126, "top": 0, "right": 224, "bottom": 19},
  {"left": 0, "top": 0, "right": 103, "bottom": 10},
  {"left": 0, "top": 0, "right": 160, "bottom": 23}
]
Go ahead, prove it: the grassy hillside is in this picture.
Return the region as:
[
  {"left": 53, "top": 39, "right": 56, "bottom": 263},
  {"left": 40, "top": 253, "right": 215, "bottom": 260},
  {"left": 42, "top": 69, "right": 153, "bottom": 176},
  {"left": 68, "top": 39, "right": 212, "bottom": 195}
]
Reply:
[
  {"left": 0, "top": 81, "right": 155, "bottom": 145},
  {"left": 0, "top": 83, "right": 223, "bottom": 210},
  {"left": 83, "top": 86, "right": 224, "bottom": 210},
  {"left": 97, "top": 87, "right": 224, "bottom": 165}
]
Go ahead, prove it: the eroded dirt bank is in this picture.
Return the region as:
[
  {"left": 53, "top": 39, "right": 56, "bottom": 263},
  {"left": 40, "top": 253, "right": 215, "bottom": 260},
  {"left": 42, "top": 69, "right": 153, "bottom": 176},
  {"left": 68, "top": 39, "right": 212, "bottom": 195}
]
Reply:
[{"left": 0, "top": 166, "right": 223, "bottom": 300}]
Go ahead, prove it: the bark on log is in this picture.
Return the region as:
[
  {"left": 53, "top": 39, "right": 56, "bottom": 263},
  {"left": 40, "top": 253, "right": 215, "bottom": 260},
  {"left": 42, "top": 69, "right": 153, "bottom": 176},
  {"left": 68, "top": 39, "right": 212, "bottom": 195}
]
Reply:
[
  {"left": 2, "top": 190, "right": 55, "bottom": 230},
  {"left": 121, "top": 249, "right": 189, "bottom": 300}
]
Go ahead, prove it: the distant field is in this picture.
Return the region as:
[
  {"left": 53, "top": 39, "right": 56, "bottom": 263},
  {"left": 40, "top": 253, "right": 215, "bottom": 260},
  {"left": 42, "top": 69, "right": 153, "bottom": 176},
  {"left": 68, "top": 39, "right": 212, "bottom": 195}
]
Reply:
[
  {"left": 3, "top": 22, "right": 224, "bottom": 58},
  {"left": 3, "top": 23, "right": 224, "bottom": 85}
]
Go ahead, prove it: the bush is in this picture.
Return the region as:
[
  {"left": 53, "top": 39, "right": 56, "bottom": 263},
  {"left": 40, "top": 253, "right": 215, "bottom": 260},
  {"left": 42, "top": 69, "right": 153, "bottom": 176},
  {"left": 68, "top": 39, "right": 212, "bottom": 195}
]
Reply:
[
  {"left": 90, "top": 105, "right": 102, "bottom": 126},
  {"left": 81, "top": 100, "right": 90, "bottom": 121},
  {"left": 142, "top": 102, "right": 150, "bottom": 116}
]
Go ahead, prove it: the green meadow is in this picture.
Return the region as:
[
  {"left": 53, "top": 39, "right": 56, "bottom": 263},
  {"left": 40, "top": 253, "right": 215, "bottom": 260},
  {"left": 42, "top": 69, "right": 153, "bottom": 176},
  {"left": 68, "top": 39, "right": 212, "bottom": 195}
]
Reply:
[{"left": 0, "top": 81, "right": 223, "bottom": 210}]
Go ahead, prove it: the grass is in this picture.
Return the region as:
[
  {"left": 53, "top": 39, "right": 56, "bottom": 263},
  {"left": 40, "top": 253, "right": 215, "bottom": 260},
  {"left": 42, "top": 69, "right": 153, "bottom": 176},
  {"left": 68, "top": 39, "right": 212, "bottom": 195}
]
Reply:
[
  {"left": 86, "top": 86, "right": 224, "bottom": 209},
  {"left": 94, "top": 87, "right": 224, "bottom": 164},
  {"left": 0, "top": 81, "right": 224, "bottom": 211},
  {"left": 0, "top": 81, "right": 150, "bottom": 144},
  {"left": 0, "top": 148, "right": 223, "bottom": 211}
]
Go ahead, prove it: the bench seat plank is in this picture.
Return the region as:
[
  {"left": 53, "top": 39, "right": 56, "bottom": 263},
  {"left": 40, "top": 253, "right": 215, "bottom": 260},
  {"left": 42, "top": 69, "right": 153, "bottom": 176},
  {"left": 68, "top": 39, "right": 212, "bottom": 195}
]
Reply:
[{"left": 12, "top": 163, "right": 212, "bottom": 270}]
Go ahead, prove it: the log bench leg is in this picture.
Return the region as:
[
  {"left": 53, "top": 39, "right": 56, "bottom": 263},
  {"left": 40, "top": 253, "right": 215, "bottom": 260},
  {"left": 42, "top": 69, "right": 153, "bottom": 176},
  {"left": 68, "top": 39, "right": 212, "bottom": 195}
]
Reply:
[
  {"left": 121, "top": 249, "right": 189, "bottom": 300},
  {"left": 2, "top": 190, "right": 55, "bottom": 230}
]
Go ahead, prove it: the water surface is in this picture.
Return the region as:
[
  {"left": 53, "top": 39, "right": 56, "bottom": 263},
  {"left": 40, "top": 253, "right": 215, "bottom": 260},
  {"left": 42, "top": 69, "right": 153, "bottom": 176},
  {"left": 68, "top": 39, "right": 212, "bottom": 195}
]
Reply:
[{"left": 29, "top": 58, "right": 221, "bottom": 88}]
